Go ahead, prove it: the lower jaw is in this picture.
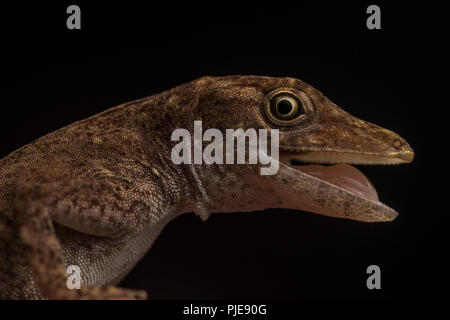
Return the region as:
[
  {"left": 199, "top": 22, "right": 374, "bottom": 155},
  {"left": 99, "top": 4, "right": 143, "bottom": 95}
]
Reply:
[{"left": 286, "top": 162, "right": 380, "bottom": 202}]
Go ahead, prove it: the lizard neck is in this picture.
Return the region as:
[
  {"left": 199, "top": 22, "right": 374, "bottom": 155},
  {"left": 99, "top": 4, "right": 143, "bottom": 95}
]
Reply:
[{"left": 135, "top": 86, "right": 271, "bottom": 221}]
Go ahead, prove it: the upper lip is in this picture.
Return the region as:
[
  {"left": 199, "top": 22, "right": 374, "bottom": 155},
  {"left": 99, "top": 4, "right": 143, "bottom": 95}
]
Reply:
[
  {"left": 279, "top": 146, "right": 415, "bottom": 165},
  {"left": 386, "top": 150, "right": 414, "bottom": 163}
]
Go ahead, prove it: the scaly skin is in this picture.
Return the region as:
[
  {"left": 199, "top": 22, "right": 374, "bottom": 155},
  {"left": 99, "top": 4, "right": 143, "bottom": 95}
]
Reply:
[{"left": 0, "top": 75, "right": 414, "bottom": 299}]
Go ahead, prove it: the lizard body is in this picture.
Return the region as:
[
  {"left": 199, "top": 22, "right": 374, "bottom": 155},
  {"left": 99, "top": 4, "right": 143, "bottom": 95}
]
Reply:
[{"left": 0, "top": 76, "right": 413, "bottom": 299}]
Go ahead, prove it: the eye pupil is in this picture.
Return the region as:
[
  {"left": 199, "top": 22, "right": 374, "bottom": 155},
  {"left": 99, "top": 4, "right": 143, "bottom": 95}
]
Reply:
[{"left": 277, "top": 99, "right": 293, "bottom": 115}]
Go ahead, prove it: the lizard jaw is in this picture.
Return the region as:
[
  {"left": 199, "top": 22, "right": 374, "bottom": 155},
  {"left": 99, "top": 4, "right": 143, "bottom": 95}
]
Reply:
[{"left": 275, "top": 149, "right": 414, "bottom": 222}]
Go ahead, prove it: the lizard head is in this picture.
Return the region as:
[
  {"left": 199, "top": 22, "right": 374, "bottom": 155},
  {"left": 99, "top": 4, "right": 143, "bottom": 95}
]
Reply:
[{"left": 174, "top": 75, "right": 414, "bottom": 222}]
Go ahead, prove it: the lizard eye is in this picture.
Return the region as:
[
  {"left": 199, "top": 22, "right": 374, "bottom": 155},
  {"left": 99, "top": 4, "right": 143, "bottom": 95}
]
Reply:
[
  {"left": 273, "top": 95, "right": 302, "bottom": 120},
  {"left": 265, "top": 90, "right": 312, "bottom": 126}
]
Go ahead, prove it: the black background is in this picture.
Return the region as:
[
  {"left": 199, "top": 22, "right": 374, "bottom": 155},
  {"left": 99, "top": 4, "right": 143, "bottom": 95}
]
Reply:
[{"left": 0, "top": 1, "right": 445, "bottom": 302}]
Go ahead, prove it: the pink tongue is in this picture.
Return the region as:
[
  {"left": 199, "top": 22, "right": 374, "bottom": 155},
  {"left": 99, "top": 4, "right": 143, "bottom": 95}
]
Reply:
[{"left": 296, "top": 164, "right": 379, "bottom": 201}]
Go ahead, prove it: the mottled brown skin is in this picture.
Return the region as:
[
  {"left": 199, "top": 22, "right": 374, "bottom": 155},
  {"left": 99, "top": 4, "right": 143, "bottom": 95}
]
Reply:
[{"left": 0, "top": 76, "right": 413, "bottom": 299}]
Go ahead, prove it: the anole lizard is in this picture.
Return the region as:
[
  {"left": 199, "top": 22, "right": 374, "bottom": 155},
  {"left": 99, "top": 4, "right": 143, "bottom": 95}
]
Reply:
[{"left": 0, "top": 76, "right": 414, "bottom": 299}]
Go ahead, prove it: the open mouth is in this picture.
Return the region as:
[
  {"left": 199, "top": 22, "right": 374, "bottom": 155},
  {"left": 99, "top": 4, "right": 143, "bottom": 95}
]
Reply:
[
  {"left": 278, "top": 149, "right": 414, "bottom": 220},
  {"left": 289, "top": 162, "right": 379, "bottom": 201}
]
